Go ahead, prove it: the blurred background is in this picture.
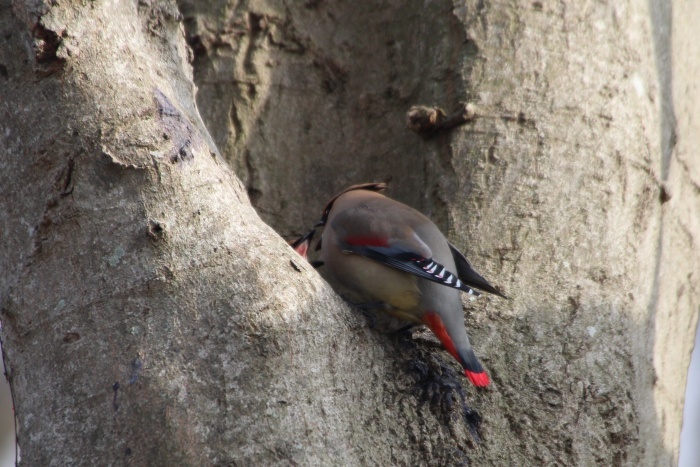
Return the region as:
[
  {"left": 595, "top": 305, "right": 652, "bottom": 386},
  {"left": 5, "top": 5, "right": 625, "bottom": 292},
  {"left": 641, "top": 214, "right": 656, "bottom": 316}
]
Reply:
[
  {"left": 0, "top": 369, "right": 14, "bottom": 466},
  {"left": 679, "top": 323, "right": 700, "bottom": 467}
]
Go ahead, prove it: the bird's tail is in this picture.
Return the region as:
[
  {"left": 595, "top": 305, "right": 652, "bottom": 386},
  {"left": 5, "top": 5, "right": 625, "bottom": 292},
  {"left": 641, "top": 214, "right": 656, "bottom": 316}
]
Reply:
[{"left": 422, "top": 312, "right": 490, "bottom": 387}]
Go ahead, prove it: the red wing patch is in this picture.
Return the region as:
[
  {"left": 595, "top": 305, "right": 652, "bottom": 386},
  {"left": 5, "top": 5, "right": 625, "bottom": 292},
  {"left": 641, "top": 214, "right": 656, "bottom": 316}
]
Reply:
[{"left": 344, "top": 236, "right": 389, "bottom": 247}]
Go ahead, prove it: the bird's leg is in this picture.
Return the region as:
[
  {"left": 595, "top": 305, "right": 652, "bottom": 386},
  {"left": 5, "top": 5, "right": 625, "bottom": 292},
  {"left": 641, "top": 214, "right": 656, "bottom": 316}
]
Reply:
[{"left": 390, "top": 323, "right": 424, "bottom": 335}]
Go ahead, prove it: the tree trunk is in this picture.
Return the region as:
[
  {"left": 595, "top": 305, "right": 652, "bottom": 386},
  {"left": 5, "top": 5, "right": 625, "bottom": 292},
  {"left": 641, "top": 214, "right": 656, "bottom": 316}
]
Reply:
[{"left": 1, "top": 0, "right": 697, "bottom": 465}]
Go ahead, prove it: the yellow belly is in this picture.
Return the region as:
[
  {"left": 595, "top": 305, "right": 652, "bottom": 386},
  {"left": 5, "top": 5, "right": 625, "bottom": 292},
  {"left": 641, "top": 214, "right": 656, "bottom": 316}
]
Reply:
[{"left": 334, "top": 253, "right": 421, "bottom": 312}]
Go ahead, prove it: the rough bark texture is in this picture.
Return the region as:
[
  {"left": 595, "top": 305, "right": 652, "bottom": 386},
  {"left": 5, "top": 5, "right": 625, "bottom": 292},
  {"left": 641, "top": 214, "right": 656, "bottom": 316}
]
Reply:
[
  {"left": 181, "top": 0, "right": 700, "bottom": 464},
  {"left": 0, "top": 0, "right": 698, "bottom": 465}
]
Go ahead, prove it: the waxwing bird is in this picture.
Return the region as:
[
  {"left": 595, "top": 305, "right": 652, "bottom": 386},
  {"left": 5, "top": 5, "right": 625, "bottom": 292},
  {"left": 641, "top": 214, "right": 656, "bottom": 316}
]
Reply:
[{"left": 317, "top": 183, "right": 507, "bottom": 387}]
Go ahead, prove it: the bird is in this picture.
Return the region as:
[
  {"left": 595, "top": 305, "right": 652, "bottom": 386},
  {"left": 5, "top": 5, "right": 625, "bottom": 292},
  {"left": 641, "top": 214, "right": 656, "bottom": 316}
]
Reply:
[{"left": 313, "top": 182, "right": 507, "bottom": 387}]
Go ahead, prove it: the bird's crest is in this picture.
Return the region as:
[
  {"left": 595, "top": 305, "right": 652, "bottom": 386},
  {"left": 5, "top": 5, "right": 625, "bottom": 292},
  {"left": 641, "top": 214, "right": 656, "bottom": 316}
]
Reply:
[{"left": 316, "top": 182, "right": 387, "bottom": 227}]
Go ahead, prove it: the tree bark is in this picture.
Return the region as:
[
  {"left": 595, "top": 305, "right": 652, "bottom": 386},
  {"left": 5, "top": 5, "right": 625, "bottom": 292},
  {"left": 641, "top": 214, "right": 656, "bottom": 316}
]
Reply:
[{"left": 1, "top": 0, "right": 698, "bottom": 465}]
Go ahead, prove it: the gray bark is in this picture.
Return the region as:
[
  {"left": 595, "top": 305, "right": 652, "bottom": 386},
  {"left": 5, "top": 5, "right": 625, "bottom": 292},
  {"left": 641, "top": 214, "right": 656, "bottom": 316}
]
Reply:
[{"left": 0, "top": 0, "right": 698, "bottom": 465}]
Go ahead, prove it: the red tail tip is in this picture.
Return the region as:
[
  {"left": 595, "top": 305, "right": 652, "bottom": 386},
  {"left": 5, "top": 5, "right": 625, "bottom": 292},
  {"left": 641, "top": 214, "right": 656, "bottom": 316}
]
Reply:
[{"left": 465, "top": 370, "right": 490, "bottom": 387}]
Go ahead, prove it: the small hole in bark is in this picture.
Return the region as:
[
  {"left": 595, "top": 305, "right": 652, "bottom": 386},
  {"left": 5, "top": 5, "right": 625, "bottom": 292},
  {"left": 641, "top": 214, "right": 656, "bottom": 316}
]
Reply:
[
  {"left": 62, "top": 332, "right": 80, "bottom": 343},
  {"left": 248, "top": 13, "right": 266, "bottom": 34},
  {"left": 147, "top": 220, "right": 166, "bottom": 241}
]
